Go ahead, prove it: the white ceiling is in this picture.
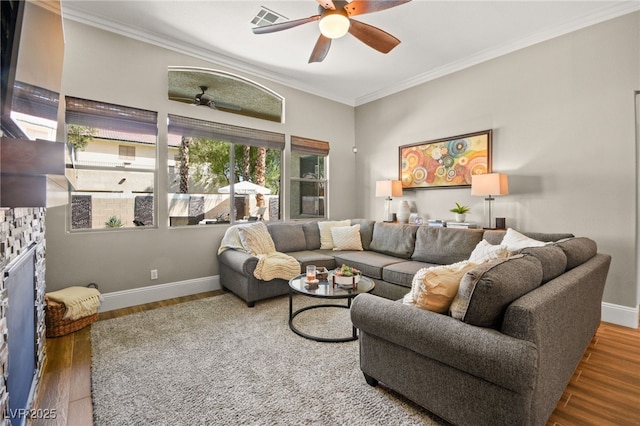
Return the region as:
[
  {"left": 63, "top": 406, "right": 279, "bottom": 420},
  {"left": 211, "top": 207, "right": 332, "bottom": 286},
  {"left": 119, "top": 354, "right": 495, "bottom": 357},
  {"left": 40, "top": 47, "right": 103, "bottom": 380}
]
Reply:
[{"left": 60, "top": 0, "right": 639, "bottom": 106}]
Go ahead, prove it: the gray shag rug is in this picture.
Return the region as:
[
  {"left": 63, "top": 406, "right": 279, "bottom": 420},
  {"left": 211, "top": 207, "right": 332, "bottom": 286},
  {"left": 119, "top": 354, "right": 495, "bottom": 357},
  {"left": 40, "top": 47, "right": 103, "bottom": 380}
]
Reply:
[{"left": 91, "top": 293, "right": 446, "bottom": 425}]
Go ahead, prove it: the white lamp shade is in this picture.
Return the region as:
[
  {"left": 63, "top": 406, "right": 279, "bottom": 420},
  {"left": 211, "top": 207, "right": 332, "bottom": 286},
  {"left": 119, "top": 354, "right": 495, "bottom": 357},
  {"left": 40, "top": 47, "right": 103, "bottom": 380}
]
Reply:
[
  {"left": 319, "top": 14, "right": 350, "bottom": 39},
  {"left": 471, "top": 173, "right": 509, "bottom": 196},
  {"left": 376, "top": 180, "right": 403, "bottom": 198}
]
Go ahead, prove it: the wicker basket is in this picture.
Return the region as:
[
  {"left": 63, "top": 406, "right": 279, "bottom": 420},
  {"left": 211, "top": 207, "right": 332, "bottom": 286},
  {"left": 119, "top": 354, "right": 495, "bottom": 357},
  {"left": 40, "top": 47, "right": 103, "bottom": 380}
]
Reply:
[{"left": 45, "top": 297, "right": 98, "bottom": 338}]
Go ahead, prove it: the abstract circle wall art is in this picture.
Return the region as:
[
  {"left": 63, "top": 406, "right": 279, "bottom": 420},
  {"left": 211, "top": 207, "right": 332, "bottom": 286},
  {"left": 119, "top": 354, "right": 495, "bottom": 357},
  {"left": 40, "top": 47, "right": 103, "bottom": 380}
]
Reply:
[{"left": 399, "top": 130, "right": 492, "bottom": 189}]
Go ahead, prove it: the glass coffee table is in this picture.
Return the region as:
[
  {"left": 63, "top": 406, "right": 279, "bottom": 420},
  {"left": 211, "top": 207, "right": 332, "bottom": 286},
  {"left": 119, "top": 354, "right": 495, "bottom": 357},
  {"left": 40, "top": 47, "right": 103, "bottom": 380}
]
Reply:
[{"left": 288, "top": 273, "right": 375, "bottom": 342}]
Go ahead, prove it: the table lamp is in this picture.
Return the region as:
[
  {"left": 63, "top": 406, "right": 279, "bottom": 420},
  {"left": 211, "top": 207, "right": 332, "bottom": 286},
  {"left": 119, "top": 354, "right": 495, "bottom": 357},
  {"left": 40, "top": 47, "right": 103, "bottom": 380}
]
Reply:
[
  {"left": 376, "top": 180, "right": 403, "bottom": 222},
  {"left": 471, "top": 173, "right": 509, "bottom": 228}
]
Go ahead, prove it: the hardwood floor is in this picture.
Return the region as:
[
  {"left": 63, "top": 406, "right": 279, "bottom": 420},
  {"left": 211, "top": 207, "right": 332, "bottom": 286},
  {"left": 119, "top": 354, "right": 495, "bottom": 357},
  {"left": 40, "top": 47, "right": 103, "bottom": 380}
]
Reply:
[
  {"left": 547, "top": 321, "right": 640, "bottom": 426},
  {"left": 32, "top": 293, "right": 640, "bottom": 425}
]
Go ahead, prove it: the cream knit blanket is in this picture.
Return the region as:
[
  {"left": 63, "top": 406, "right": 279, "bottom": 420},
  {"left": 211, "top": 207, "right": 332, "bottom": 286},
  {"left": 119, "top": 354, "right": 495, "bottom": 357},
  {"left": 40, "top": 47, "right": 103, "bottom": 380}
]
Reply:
[
  {"left": 47, "top": 286, "right": 101, "bottom": 320},
  {"left": 254, "top": 252, "right": 301, "bottom": 281},
  {"left": 219, "top": 223, "right": 301, "bottom": 281}
]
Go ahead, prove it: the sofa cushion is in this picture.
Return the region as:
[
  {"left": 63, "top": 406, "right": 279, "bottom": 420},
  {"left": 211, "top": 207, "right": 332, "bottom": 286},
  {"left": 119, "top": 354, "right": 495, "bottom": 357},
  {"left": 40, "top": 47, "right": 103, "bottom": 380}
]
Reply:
[
  {"left": 519, "top": 245, "right": 567, "bottom": 283},
  {"left": 382, "top": 260, "right": 435, "bottom": 288},
  {"left": 369, "top": 222, "right": 417, "bottom": 259},
  {"left": 302, "top": 222, "right": 321, "bottom": 250},
  {"left": 554, "top": 237, "right": 597, "bottom": 270},
  {"left": 286, "top": 250, "right": 336, "bottom": 271},
  {"left": 412, "top": 227, "right": 484, "bottom": 264},
  {"left": 318, "top": 220, "right": 351, "bottom": 249},
  {"left": 267, "top": 223, "right": 306, "bottom": 253},
  {"left": 468, "top": 239, "right": 509, "bottom": 263},
  {"left": 332, "top": 251, "right": 404, "bottom": 280},
  {"left": 331, "top": 224, "right": 363, "bottom": 251},
  {"left": 405, "top": 260, "right": 480, "bottom": 313},
  {"left": 350, "top": 218, "right": 375, "bottom": 250},
  {"left": 238, "top": 222, "right": 276, "bottom": 255},
  {"left": 450, "top": 254, "right": 543, "bottom": 328}
]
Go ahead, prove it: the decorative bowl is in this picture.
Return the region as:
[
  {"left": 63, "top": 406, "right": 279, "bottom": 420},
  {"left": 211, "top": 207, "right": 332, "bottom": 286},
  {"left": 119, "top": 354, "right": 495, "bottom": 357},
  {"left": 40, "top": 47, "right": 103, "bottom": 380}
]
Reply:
[
  {"left": 332, "top": 274, "right": 361, "bottom": 285},
  {"left": 331, "top": 264, "right": 361, "bottom": 288}
]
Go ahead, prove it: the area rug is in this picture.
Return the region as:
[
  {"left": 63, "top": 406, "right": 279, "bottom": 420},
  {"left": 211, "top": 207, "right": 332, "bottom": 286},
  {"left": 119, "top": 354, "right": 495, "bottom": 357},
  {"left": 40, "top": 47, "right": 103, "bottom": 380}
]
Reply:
[{"left": 91, "top": 293, "right": 447, "bottom": 425}]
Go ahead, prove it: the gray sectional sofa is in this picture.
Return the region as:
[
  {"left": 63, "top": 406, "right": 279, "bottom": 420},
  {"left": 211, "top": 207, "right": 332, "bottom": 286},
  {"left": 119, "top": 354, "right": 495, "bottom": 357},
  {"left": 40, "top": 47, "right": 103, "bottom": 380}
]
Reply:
[
  {"left": 218, "top": 219, "right": 574, "bottom": 305},
  {"left": 217, "top": 219, "right": 611, "bottom": 425},
  {"left": 351, "top": 237, "right": 611, "bottom": 425}
]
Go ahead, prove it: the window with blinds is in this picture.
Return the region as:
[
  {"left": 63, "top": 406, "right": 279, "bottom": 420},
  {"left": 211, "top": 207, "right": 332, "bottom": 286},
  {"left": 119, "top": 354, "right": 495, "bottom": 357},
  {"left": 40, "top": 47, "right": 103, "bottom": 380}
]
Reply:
[
  {"left": 167, "top": 114, "right": 283, "bottom": 226},
  {"left": 9, "top": 81, "right": 59, "bottom": 141},
  {"left": 65, "top": 96, "right": 157, "bottom": 230},
  {"left": 290, "top": 135, "right": 329, "bottom": 219}
]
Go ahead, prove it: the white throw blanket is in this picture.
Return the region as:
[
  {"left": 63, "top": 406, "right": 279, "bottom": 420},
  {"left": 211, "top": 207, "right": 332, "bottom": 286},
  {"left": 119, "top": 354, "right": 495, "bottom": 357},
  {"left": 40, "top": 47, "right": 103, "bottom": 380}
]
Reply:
[
  {"left": 219, "top": 223, "right": 300, "bottom": 281},
  {"left": 47, "top": 286, "right": 101, "bottom": 320}
]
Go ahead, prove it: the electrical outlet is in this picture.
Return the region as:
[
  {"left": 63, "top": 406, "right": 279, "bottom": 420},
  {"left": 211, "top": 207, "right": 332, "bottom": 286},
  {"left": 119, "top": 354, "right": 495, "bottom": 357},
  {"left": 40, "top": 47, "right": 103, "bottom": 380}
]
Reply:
[{"left": 150, "top": 269, "right": 158, "bottom": 280}]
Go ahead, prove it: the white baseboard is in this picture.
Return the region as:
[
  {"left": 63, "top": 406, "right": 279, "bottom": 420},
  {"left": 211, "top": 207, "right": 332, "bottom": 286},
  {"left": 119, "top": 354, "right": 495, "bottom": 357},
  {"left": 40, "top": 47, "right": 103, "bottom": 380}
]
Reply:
[
  {"left": 99, "top": 276, "right": 221, "bottom": 312},
  {"left": 601, "top": 302, "right": 639, "bottom": 329}
]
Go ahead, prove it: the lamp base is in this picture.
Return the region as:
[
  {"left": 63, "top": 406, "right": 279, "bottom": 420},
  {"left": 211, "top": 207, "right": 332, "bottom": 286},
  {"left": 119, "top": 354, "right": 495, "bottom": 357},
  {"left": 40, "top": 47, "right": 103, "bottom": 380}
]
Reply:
[
  {"left": 383, "top": 197, "right": 393, "bottom": 222},
  {"left": 483, "top": 196, "right": 495, "bottom": 229}
]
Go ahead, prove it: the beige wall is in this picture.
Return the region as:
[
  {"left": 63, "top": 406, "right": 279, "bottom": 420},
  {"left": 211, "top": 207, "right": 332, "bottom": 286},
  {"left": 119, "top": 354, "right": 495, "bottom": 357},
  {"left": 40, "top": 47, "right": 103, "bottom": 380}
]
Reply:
[
  {"left": 47, "top": 12, "right": 640, "bottom": 313},
  {"left": 355, "top": 13, "right": 640, "bottom": 308},
  {"left": 45, "top": 20, "right": 357, "bottom": 293}
]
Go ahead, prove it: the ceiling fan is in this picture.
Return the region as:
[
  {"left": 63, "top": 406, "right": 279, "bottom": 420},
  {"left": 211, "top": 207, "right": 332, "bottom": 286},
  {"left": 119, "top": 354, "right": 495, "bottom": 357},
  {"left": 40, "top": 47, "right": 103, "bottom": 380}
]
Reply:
[
  {"left": 170, "top": 86, "right": 241, "bottom": 111},
  {"left": 252, "top": 0, "right": 411, "bottom": 63}
]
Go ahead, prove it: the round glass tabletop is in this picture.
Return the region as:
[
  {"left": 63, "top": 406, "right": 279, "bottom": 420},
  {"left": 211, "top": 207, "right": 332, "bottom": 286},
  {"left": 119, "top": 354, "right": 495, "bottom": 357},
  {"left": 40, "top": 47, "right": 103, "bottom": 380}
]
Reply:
[{"left": 288, "top": 273, "right": 375, "bottom": 299}]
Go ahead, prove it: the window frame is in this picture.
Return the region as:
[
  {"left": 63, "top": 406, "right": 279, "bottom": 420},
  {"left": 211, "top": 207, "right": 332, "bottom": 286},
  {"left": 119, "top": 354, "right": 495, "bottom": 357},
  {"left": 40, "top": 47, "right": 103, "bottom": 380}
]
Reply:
[
  {"left": 167, "top": 114, "right": 284, "bottom": 227},
  {"left": 289, "top": 136, "right": 329, "bottom": 220},
  {"left": 64, "top": 96, "right": 158, "bottom": 231}
]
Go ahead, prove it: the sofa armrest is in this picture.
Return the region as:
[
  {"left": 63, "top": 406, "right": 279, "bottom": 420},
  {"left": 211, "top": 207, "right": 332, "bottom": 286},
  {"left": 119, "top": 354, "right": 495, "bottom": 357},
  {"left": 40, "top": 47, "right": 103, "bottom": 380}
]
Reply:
[
  {"left": 351, "top": 293, "right": 538, "bottom": 393},
  {"left": 218, "top": 249, "right": 259, "bottom": 276}
]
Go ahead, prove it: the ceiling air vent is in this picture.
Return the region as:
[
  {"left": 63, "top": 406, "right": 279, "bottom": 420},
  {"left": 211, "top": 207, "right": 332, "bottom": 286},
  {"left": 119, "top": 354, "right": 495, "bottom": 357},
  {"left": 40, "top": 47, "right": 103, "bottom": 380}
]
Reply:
[{"left": 251, "top": 6, "right": 287, "bottom": 27}]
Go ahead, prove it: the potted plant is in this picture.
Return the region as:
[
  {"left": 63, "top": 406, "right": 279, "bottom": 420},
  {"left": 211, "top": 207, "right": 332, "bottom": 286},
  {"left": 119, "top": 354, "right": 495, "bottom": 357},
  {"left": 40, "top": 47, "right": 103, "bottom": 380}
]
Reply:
[
  {"left": 105, "top": 216, "right": 124, "bottom": 228},
  {"left": 450, "top": 202, "right": 470, "bottom": 222}
]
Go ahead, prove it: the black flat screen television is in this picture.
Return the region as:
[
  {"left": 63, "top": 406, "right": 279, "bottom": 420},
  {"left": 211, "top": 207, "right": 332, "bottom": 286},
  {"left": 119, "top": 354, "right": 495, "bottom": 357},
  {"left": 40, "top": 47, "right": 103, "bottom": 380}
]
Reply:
[{"left": 0, "top": 0, "right": 25, "bottom": 137}]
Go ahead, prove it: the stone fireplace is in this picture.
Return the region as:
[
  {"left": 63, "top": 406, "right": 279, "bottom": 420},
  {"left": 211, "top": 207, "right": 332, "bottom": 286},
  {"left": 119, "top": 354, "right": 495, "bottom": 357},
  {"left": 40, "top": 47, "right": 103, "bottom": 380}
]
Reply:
[{"left": 0, "top": 208, "right": 47, "bottom": 424}]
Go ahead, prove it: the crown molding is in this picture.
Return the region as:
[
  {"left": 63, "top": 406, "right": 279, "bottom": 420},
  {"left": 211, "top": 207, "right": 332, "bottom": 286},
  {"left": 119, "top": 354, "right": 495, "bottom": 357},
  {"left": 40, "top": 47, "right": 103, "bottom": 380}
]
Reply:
[
  {"left": 61, "top": 6, "right": 356, "bottom": 106},
  {"left": 355, "top": 2, "right": 640, "bottom": 106}
]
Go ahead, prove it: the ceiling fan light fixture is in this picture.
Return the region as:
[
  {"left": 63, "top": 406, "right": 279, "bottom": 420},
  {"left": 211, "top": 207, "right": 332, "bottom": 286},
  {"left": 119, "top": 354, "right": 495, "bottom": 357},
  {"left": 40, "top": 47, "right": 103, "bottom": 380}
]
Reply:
[{"left": 319, "top": 14, "right": 349, "bottom": 39}]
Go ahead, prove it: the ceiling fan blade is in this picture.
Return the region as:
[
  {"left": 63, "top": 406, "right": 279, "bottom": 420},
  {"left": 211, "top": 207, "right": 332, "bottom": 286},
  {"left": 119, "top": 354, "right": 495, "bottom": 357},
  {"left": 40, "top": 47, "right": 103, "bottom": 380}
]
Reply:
[
  {"left": 213, "top": 101, "right": 242, "bottom": 111},
  {"left": 348, "top": 19, "right": 400, "bottom": 53},
  {"left": 309, "top": 35, "right": 332, "bottom": 63},
  {"left": 252, "top": 15, "right": 320, "bottom": 34},
  {"left": 316, "top": 0, "right": 336, "bottom": 10},
  {"left": 344, "top": 0, "right": 411, "bottom": 16}
]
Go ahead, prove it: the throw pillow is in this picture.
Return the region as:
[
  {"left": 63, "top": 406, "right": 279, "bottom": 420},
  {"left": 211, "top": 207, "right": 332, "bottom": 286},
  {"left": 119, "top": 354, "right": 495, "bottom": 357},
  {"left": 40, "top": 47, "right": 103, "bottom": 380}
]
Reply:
[
  {"left": 468, "top": 239, "right": 509, "bottom": 263},
  {"left": 331, "top": 224, "right": 363, "bottom": 251},
  {"left": 403, "top": 260, "right": 478, "bottom": 313},
  {"left": 501, "top": 228, "right": 546, "bottom": 251},
  {"left": 238, "top": 222, "right": 276, "bottom": 255},
  {"left": 318, "top": 220, "right": 351, "bottom": 249},
  {"left": 415, "top": 261, "right": 480, "bottom": 313}
]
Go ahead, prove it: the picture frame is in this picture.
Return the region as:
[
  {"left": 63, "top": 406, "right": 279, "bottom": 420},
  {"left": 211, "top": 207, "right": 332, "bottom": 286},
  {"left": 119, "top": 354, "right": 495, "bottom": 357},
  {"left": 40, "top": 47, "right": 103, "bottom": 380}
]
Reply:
[{"left": 399, "top": 130, "right": 492, "bottom": 189}]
